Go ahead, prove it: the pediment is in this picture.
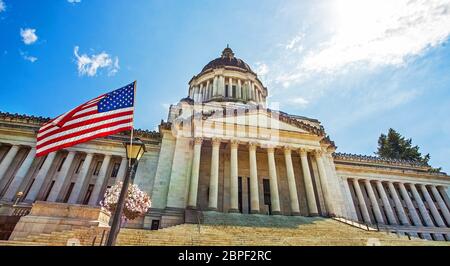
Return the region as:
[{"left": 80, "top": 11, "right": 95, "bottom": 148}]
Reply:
[{"left": 201, "top": 108, "right": 324, "bottom": 136}]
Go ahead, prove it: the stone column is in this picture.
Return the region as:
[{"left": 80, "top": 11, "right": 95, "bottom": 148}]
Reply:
[
  {"left": 266, "top": 147, "right": 281, "bottom": 214},
  {"left": 229, "top": 140, "right": 239, "bottom": 212},
  {"left": 196, "top": 86, "right": 200, "bottom": 102},
  {"left": 208, "top": 138, "right": 220, "bottom": 210},
  {"left": 408, "top": 183, "right": 437, "bottom": 240},
  {"left": 47, "top": 151, "right": 76, "bottom": 202},
  {"left": 352, "top": 179, "right": 371, "bottom": 224},
  {"left": 408, "top": 183, "right": 434, "bottom": 226},
  {"left": 284, "top": 147, "right": 300, "bottom": 215},
  {"left": 213, "top": 76, "right": 218, "bottom": 96},
  {"left": 243, "top": 81, "right": 248, "bottom": 101},
  {"left": 88, "top": 154, "right": 112, "bottom": 206},
  {"left": 364, "top": 180, "right": 385, "bottom": 224},
  {"left": 437, "top": 186, "right": 450, "bottom": 209},
  {"left": 299, "top": 149, "right": 318, "bottom": 216},
  {"left": 375, "top": 181, "right": 397, "bottom": 225},
  {"left": 199, "top": 84, "right": 204, "bottom": 102},
  {"left": 249, "top": 142, "right": 260, "bottom": 213},
  {"left": 115, "top": 157, "right": 128, "bottom": 183},
  {"left": 228, "top": 77, "right": 233, "bottom": 97},
  {"left": 187, "top": 138, "right": 202, "bottom": 208},
  {"left": 398, "top": 183, "right": 422, "bottom": 226},
  {"left": 430, "top": 186, "right": 450, "bottom": 225},
  {"left": 2, "top": 148, "right": 36, "bottom": 201},
  {"left": 220, "top": 76, "right": 225, "bottom": 97},
  {"left": 192, "top": 86, "right": 196, "bottom": 102},
  {"left": 315, "top": 150, "right": 334, "bottom": 216},
  {"left": 68, "top": 153, "right": 94, "bottom": 204},
  {"left": 0, "top": 145, "right": 20, "bottom": 182},
  {"left": 237, "top": 79, "right": 242, "bottom": 100},
  {"left": 420, "top": 184, "right": 446, "bottom": 227},
  {"left": 387, "top": 182, "right": 410, "bottom": 225},
  {"left": 205, "top": 80, "right": 210, "bottom": 101},
  {"left": 24, "top": 152, "right": 57, "bottom": 202}
]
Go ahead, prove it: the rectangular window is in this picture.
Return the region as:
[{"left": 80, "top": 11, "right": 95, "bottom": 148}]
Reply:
[
  {"left": 93, "top": 161, "right": 102, "bottom": 176},
  {"left": 83, "top": 184, "right": 95, "bottom": 205},
  {"left": 75, "top": 159, "right": 85, "bottom": 174},
  {"left": 111, "top": 163, "right": 121, "bottom": 178},
  {"left": 63, "top": 182, "right": 75, "bottom": 203},
  {"left": 57, "top": 157, "right": 67, "bottom": 172},
  {"left": 232, "top": 85, "right": 236, "bottom": 98},
  {"left": 225, "top": 85, "right": 229, "bottom": 97}
]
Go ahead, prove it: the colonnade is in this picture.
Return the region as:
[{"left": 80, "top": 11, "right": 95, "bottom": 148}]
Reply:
[
  {"left": 187, "top": 138, "right": 332, "bottom": 216},
  {"left": 189, "top": 75, "right": 265, "bottom": 104},
  {"left": 0, "top": 144, "right": 128, "bottom": 206},
  {"left": 348, "top": 178, "right": 450, "bottom": 240}
]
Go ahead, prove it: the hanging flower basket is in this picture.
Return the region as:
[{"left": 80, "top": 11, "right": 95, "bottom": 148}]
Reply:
[{"left": 100, "top": 182, "right": 151, "bottom": 221}]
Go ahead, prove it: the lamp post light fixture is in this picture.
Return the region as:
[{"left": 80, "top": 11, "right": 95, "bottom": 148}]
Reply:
[
  {"left": 106, "top": 137, "right": 146, "bottom": 246},
  {"left": 14, "top": 191, "right": 24, "bottom": 205}
]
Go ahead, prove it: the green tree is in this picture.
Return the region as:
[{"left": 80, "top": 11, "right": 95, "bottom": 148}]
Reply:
[{"left": 376, "top": 128, "right": 441, "bottom": 172}]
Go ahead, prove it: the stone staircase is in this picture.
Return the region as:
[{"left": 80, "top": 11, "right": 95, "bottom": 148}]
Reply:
[{"left": 1, "top": 213, "right": 450, "bottom": 246}]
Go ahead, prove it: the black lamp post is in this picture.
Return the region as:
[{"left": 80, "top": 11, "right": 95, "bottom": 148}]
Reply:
[{"left": 106, "top": 137, "right": 146, "bottom": 246}]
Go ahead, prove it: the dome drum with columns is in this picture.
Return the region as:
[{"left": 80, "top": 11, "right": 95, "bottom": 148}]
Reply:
[
  {"left": 0, "top": 47, "right": 449, "bottom": 242},
  {"left": 188, "top": 46, "right": 267, "bottom": 105}
]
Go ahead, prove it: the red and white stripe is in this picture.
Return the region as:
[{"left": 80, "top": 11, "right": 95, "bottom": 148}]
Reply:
[{"left": 36, "top": 96, "right": 134, "bottom": 157}]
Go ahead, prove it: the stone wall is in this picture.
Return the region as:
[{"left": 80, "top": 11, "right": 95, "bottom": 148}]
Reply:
[{"left": 9, "top": 201, "right": 110, "bottom": 240}]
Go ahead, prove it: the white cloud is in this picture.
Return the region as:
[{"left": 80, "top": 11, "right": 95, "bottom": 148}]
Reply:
[
  {"left": 67, "top": 0, "right": 81, "bottom": 4},
  {"left": 285, "top": 33, "right": 305, "bottom": 52},
  {"left": 0, "top": 0, "right": 6, "bottom": 12},
  {"left": 255, "top": 62, "right": 269, "bottom": 76},
  {"left": 20, "top": 28, "right": 38, "bottom": 45},
  {"left": 302, "top": 0, "right": 450, "bottom": 73},
  {"left": 73, "top": 46, "right": 120, "bottom": 77},
  {"left": 268, "top": 0, "right": 450, "bottom": 89},
  {"left": 286, "top": 97, "right": 309, "bottom": 107},
  {"left": 20, "top": 51, "right": 38, "bottom": 63}
]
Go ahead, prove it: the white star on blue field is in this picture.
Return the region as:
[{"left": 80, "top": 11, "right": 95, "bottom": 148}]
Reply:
[
  {"left": 98, "top": 83, "right": 134, "bottom": 112},
  {"left": 1, "top": 0, "right": 450, "bottom": 172}
]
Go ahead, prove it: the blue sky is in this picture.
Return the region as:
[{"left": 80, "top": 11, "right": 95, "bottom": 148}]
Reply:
[{"left": 1, "top": 0, "right": 450, "bottom": 172}]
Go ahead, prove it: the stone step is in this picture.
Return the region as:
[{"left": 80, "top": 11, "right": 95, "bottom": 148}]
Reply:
[{"left": 2, "top": 217, "right": 448, "bottom": 246}]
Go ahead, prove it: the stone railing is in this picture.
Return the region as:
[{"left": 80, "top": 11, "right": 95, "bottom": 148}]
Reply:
[{"left": 333, "top": 152, "right": 430, "bottom": 169}]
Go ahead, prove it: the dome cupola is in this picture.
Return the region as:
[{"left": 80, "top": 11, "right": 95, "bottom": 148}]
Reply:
[
  {"left": 188, "top": 46, "right": 267, "bottom": 106},
  {"left": 200, "top": 45, "right": 254, "bottom": 74}
]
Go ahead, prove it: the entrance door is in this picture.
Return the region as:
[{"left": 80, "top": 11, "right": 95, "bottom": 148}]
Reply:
[
  {"left": 238, "top": 177, "right": 243, "bottom": 213},
  {"left": 247, "top": 177, "right": 251, "bottom": 214},
  {"left": 151, "top": 220, "right": 160, "bottom": 230},
  {"left": 263, "top": 179, "right": 272, "bottom": 215}
]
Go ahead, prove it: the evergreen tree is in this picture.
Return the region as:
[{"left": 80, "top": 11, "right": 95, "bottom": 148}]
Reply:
[{"left": 376, "top": 128, "right": 441, "bottom": 172}]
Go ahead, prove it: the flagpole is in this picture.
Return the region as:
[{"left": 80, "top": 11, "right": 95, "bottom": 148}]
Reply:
[
  {"left": 129, "top": 80, "right": 137, "bottom": 168},
  {"left": 107, "top": 81, "right": 141, "bottom": 246}
]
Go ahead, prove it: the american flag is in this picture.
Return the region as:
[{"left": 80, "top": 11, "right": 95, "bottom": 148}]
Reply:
[{"left": 36, "top": 82, "right": 136, "bottom": 157}]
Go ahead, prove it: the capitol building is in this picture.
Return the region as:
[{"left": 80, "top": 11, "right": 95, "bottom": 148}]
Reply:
[{"left": 0, "top": 47, "right": 449, "bottom": 244}]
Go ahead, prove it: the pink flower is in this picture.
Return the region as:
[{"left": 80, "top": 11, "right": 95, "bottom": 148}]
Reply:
[{"left": 100, "top": 182, "right": 152, "bottom": 221}]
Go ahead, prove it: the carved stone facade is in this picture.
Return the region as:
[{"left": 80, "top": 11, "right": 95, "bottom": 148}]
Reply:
[{"left": 0, "top": 47, "right": 449, "bottom": 240}]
